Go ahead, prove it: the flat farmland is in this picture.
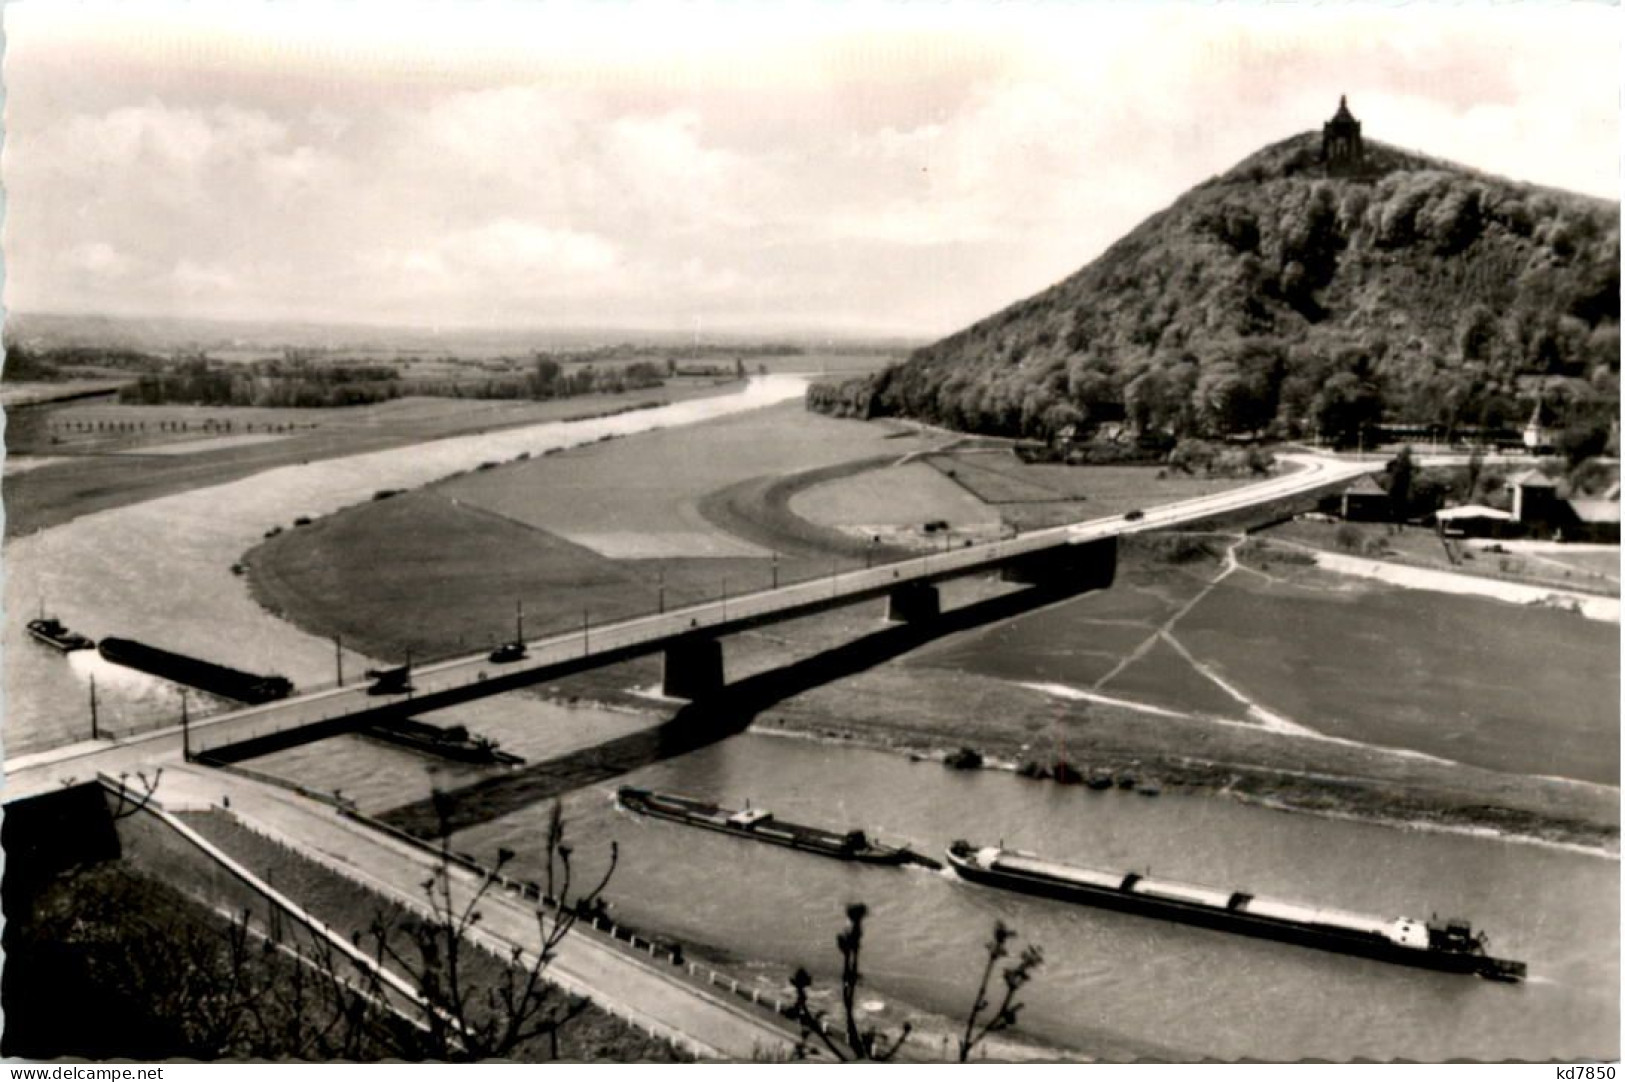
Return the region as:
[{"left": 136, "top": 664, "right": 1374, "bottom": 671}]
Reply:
[
  {"left": 248, "top": 486, "right": 800, "bottom": 662},
  {"left": 1177, "top": 572, "right": 1620, "bottom": 784},
  {"left": 789, "top": 460, "right": 1001, "bottom": 534},
  {"left": 247, "top": 404, "right": 953, "bottom": 660},
  {"left": 439, "top": 403, "right": 946, "bottom": 557},
  {"left": 907, "top": 544, "right": 1620, "bottom": 786},
  {"left": 923, "top": 452, "right": 1265, "bottom": 530}
]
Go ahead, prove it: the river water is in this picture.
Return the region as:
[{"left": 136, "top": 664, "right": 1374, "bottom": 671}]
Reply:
[
  {"left": 3, "top": 376, "right": 808, "bottom": 754},
  {"left": 432, "top": 729, "right": 1616, "bottom": 1062}
]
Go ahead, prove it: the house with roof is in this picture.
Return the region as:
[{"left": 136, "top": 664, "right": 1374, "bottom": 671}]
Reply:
[
  {"left": 1429, "top": 468, "right": 1619, "bottom": 543},
  {"left": 1506, "top": 469, "right": 1618, "bottom": 543},
  {"left": 1337, "top": 474, "right": 1391, "bottom": 522},
  {"left": 1433, "top": 504, "right": 1514, "bottom": 538}
]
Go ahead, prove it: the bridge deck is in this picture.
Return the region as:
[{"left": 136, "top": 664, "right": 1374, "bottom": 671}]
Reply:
[{"left": 5, "top": 454, "right": 1368, "bottom": 802}]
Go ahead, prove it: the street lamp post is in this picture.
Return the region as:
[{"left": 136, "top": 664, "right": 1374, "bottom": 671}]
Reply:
[
  {"left": 181, "top": 689, "right": 191, "bottom": 762},
  {"left": 583, "top": 608, "right": 590, "bottom": 655},
  {"left": 89, "top": 675, "right": 99, "bottom": 741}
]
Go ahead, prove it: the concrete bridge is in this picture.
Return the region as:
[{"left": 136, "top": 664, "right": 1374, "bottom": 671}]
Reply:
[{"left": 4, "top": 453, "right": 1371, "bottom": 804}]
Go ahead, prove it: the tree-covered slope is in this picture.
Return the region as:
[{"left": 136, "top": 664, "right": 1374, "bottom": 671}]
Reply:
[{"left": 812, "top": 133, "right": 1619, "bottom": 447}]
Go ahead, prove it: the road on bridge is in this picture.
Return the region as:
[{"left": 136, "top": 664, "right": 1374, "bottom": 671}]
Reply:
[{"left": 5, "top": 452, "right": 1370, "bottom": 803}]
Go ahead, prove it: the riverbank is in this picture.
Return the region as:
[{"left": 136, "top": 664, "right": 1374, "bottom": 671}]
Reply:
[{"left": 3, "top": 383, "right": 744, "bottom": 538}]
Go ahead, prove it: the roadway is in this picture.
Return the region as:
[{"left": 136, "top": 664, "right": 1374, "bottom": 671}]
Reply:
[
  {"left": 149, "top": 764, "right": 804, "bottom": 1060},
  {"left": 4, "top": 451, "right": 1372, "bottom": 803}
]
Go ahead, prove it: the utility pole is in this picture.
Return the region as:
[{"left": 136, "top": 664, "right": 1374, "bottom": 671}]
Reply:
[
  {"left": 334, "top": 634, "right": 344, "bottom": 686},
  {"left": 89, "top": 675, "right": 99, "bottom": 741},
  {"left": 771, "top": 552, "right": 779, "bottom": 589},
  {"left": 516, "top": 598, "right": 525, "bottom": 643},
  {"left": 657, "top": 570, "right": 665, "bottom": 614},
  {"left": 180, "top": 689, "right": 191, "bottom": 762}
]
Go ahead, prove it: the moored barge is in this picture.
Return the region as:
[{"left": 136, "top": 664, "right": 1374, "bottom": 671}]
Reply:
[
  {"left": 98, "top": 637, "right": 295, "bottom": 704},
  {"left": 617, "top": 786, "right": 941, "bottom": 870},
  {"left": 945, "top": 841, "right": 1525, "bottom": 982}
]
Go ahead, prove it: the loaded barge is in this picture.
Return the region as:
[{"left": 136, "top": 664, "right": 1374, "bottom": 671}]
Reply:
[
  {"left": 945, "top": 841, "right": 1525, "bottom": 982},
  {"left": 362, "top": 718, "right": 523, "bottom": 765},
  {"left": 617, "top": 786, "right": 941, "bottom": 870},
  {"left": 98, "top": 637, "right": 295, "bottom": 704}
]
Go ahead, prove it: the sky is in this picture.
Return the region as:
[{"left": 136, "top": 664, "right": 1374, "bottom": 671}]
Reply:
[{"left": 3, "top": 1, "right": 1619, "bottom": 339}]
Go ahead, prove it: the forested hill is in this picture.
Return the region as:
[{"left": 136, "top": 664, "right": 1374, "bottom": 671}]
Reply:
[{"left": 810, "top": 132, "right": 1620, "bottom": 449}]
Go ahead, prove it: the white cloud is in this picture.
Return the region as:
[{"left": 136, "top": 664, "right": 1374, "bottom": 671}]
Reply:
[{"left": 3, "top": 3, "right": 1616, "bottom": 335}]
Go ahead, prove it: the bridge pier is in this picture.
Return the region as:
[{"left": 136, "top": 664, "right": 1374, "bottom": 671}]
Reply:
[
  {"left": 662, "top": 636, "right": 725, "bottom": 700},
  {"left": 885, "top": 582, "right": 940, "bottom": 623},
  {"left": 1000, "top": 536, "right": 1117, "bottom": 591}
]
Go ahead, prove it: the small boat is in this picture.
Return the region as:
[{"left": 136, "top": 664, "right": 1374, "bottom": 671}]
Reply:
[
  {"left": 28, "top": 616, "right": 95, "bottom": 653},
  {"left": 945, "top": 841, "right": 1525, "bottom": 982},
  {"left": 617, "top": 786, "right": 941, "bottom": 870}
]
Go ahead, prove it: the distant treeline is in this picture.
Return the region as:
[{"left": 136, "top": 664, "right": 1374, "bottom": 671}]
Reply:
[
  {"left": 535, "top": 342, "right": 803, "bottom": 364},
  {"left": 3, "top": 344, "right": 161, "bottom": 382},
  {"left": 419, "top": 358, "right": 667, "bottom": 401},
  {"left": 115, "top": 356, "right": 667, "bottom": 408},
  {"left": 121, "top": 358, "right": 404, "bottom": 408}
]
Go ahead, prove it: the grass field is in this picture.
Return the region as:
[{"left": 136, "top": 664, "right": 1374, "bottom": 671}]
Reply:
[
  {"left": 923, "top": 452, "right": 1264, "bottom": 531},
  {"left": 249, "top": 487, "right": 799, "bottom": 662},
  {"left": 788, "top": 460, "right": 1001, "bottom": 541},
  {"left": 439, "top": 403, "right": 946, "bottom": 558},
  {"left": 906, "top": 542, "right": 1620, "bottom": 785},
  {"left": 247, "top": 404, "right": 953, "bottom": 661}
]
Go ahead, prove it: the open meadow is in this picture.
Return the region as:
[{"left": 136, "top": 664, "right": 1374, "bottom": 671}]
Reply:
[
  {"left": 246, "top": 403, "right": 959, "bottom": 660},
  {"left": 910, "top": 540, "right": 1619, "bottom": 786},
  {"left": 437, "top": 402, "right": 944, "bottom": 558}
]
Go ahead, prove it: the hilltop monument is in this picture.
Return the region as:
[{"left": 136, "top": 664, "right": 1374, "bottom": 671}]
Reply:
[{"left": 1321, "top": 95, "right": 1365, "bottom": 176}]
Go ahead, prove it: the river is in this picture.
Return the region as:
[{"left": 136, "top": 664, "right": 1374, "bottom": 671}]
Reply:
[
  {"left": 438, "top": 729, "right": 1616, "bottom": 1062},
  {"left": 3, "top": 376, "right": 808, "bottom": 755}
]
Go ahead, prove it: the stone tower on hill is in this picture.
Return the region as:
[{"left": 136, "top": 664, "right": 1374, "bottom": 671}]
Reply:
[{"left": 1321, "top": 95, "right": 1365, "bottom": 176}]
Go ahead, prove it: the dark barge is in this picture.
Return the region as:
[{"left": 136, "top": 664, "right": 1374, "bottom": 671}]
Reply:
[
  {"left": 98, "top": 637, "right": 295, "bottom": 704},
  {"left": 362, "top": 718, "right": 523, "bottom": 765},
  {"left": 617, "top": 786, "right": 941, "bottom": 870},
  {"left": 945, "top": 841, "right": 1525, "bottom": 982}
]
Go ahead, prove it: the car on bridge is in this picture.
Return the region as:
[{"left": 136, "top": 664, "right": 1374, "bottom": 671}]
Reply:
[{"left": 488, "top": 641, "right": 527, "bottom": 663}]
